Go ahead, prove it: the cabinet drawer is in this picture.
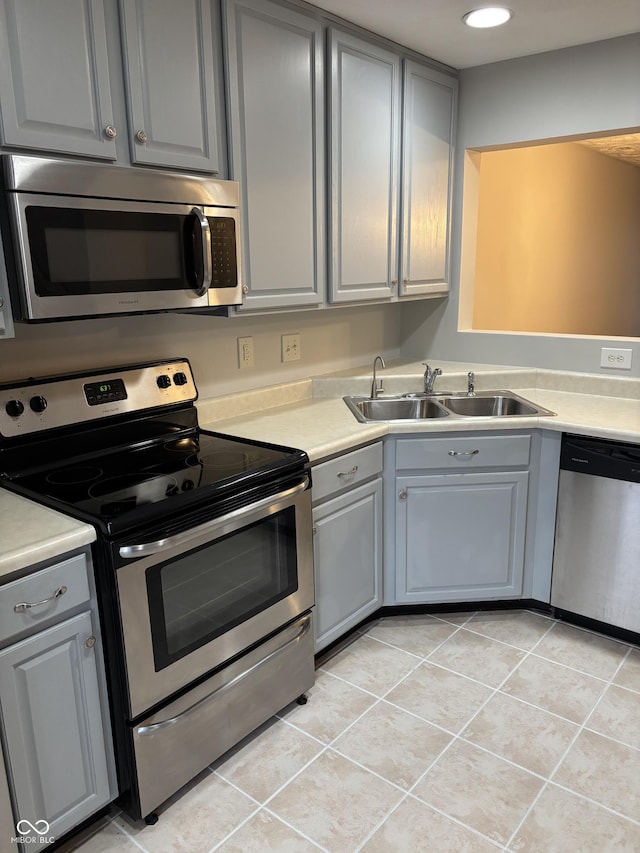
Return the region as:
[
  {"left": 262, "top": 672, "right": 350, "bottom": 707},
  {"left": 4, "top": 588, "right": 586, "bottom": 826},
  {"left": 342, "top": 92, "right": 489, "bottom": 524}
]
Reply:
[
  {"left": 0, "top": 553, "right": 91, "bottom": 645},
  {"left": 312, "top": 443, "right": 383, "bottom": 503},
  {"left": 396, "top": 434, "right": 531, "bottom": 471}
]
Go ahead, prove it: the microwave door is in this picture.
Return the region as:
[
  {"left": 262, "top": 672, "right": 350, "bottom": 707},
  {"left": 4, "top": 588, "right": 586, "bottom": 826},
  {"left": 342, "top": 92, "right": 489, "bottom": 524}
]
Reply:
[{"left": 9, "top": 195, "right": 213, "bottom": 321}]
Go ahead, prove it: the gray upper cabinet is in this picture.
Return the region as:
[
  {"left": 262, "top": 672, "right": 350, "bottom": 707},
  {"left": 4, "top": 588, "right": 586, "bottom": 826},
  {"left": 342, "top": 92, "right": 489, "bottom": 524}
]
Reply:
[
  {"left": 400, "top": 61, "right": 457, "bottom": 298},
  {"left": 328, "top": 29, "right": 401, "bottom": 304},
  {"left": 119, "top": 0, "right": 221, "bottom": 172},
  {"left": 224, "top": 0, "right": 325, "bottom": 309},
  {"left": 0, "top": 0, "right": 117, "bottom": 159}
]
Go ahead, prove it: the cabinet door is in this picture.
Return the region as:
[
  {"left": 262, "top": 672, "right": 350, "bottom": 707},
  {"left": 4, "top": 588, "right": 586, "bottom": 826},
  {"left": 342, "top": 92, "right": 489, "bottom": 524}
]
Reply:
[
  {"left": 119, "top": 0, "right": 221, "bottom": 172},
  {"left": 313, "top": 478, "right": 383, "bottom": 652},
  {"left": 400, "top": 62, "right": 457, "bottom": 298},
  {"left": 0, "top": 0, "right": 117, "bottom": 159},
  {"left": 328, "top": 29, "right": 400, "bottom": 303},
  {"left": 224, "top": 0, "right": 325, "bottom": 309},
  {"left": 0, "top": 612, "right": 111, "bottom": 844},
  {"left": 395, "top": 471, "right": 528, "bottom": 603}
]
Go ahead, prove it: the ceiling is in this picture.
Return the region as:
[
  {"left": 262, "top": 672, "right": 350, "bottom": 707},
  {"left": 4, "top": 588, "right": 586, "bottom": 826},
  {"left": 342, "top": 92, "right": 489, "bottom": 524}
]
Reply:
[
  {"left": 308, "top": 0, "right": 640, "bottom": 68},
  {"left": 580, "top": 133, "right": 640, "bottom": 168}
]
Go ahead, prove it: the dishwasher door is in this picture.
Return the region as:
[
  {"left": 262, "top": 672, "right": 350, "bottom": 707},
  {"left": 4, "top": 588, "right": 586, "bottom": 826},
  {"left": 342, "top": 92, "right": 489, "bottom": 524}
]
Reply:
[{"left": 551, "top": 464, "right": 640, "bottom": 633}]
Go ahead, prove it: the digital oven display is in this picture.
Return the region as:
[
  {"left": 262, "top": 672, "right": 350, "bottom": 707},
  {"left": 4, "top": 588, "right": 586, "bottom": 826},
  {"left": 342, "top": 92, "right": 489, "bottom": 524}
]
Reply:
[{"left": 84, "top": 378, "right": 128, "bottom": 406}]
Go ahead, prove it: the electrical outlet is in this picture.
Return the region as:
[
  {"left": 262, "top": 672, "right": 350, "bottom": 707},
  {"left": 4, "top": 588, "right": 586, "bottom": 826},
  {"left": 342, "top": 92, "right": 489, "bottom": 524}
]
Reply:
[
  {"left": 237, "top": 336, "right": 254, "bottom": 369},
  {"left": 600, "top": 347, "right": 632, "bottom": 370},
  {"left": 281, "top": 333, "right": 301, "bottom": 363}
]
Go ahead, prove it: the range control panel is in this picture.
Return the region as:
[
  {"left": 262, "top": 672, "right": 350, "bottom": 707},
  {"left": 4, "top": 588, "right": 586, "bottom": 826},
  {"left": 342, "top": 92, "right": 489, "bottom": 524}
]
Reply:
[{"left": 0, "top": 360, "right": 197, "bottom": 439}]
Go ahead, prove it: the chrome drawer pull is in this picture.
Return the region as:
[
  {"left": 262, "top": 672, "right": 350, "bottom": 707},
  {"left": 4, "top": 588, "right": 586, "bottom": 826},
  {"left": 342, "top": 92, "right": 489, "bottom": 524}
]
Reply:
[
  {"left": 14, "top": 585, "right": 68, "bottom": 613},
  {"left": 448, "top": 449, "right": 480, "bottom": 457},
  {"left": 337, "top": 465, "right": 358, "bottom": 480}
]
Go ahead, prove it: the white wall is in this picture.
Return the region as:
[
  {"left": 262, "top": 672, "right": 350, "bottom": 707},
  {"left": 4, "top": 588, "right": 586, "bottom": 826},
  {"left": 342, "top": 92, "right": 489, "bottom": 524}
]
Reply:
[
  {"left": 0, "top": 304, "right": 403, "bottom": 398},
  {"left": 401, "top": 34, "right": 640, "bottom": 376}
]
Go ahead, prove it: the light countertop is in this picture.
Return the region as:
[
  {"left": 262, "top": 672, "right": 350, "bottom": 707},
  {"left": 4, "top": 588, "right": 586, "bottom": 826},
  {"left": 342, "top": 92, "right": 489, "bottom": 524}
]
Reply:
[
  {"left": 199, "top": 361, "right": 640, "bottom": 461},
  {"left": 0, "top": 490, "right": 95, "bottom": 581},
  {"left": 1, "top": 360, "right": 637, "bottom": 576}
]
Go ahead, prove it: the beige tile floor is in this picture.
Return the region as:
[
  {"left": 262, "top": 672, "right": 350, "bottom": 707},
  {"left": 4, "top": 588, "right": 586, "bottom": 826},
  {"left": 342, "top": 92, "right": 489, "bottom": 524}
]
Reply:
[{"left": 69, "top": 610, "right": 640, "bottom": 853}]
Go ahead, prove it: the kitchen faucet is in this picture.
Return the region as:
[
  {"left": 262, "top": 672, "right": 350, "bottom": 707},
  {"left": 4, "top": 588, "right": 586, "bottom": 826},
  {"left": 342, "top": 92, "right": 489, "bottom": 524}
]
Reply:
[
  {"left": 467, "top": 371, "right": 475, "bottom": 396},
  {"left": 371, "top": 355, "right": 386, "bottom": 398},
  {"left": 423, "top": 363, "right": 442, "bottom": 395}
]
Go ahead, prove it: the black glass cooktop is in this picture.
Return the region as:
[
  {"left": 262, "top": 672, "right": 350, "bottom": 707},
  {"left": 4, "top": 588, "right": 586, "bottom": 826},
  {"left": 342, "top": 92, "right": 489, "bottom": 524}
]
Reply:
[{"left": 4, "top": 429, "right": 307, "bottom": 535}]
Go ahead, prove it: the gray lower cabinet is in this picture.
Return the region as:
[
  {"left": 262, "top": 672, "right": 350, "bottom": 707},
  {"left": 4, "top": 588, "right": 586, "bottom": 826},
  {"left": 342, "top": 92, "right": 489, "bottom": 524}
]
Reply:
[
  {"left": 0, "top": 551, "right": 115, "bottom": 849},
  {"left": 119, "top": 0, "right": 221, "bottom": 172},
  {"left": 312, "top": 444, "right": 383, "bottom": 652},
  {"left": 390, "top": 434, "right": 531, "bottom": 603},
  {"left": 0, "top": 0, "right": 117, "bottom": 160},
  {"left": 224, "top": 0, "right": 325, "bottom": 309}
]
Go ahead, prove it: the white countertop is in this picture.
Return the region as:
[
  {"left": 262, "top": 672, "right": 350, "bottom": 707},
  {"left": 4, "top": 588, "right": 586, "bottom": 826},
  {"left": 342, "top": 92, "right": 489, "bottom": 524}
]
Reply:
[
  {"left": 0, "top": 490, "right": 95, "bottom": 581},
  {"left": 1, "top": 360, "right": 637, "bottom": 577},
  {"left": 199, "top": 361, "right": 640, "bottom": 461}
]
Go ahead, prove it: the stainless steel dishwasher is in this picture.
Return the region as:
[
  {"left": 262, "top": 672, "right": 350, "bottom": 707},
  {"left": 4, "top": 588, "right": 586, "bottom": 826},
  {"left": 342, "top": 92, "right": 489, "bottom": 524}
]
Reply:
[{"left": 551, "top": 434, "right": 640, "bottom": 633}]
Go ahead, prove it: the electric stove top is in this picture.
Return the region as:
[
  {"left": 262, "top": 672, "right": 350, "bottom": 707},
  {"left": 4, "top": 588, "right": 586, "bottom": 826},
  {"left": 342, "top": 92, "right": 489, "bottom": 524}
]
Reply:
[{"left": 0, "top": 360, "right": 308, "bottom": 536}]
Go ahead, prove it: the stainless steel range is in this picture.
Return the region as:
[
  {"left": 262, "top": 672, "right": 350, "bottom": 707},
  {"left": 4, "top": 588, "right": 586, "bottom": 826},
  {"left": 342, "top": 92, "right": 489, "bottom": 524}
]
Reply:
[{"left": 0, "top": 360, "right": 315, "bottom": 822}]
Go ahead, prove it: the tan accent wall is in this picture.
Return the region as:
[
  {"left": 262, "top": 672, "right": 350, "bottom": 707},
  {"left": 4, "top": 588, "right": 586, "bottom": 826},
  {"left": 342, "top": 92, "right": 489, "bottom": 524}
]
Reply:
[{"left": 471, "top": 142, "right": 640, "bottom": 337}]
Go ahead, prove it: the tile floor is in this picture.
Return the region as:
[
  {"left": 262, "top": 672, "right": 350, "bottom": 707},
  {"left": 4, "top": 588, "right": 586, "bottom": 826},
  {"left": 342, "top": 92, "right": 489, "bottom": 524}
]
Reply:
[{"left": 69, "top": 610, "right": 640, "bottom": 852}]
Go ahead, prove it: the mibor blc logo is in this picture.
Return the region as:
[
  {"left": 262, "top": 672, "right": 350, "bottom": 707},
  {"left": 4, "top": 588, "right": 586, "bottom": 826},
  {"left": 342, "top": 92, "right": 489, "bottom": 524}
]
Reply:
[{"left": 11, "top": 819, "right": 55, "bottom": 845}]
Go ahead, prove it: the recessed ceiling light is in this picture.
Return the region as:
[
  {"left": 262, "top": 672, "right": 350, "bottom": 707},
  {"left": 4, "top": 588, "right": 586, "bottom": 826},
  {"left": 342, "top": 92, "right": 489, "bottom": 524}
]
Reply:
[{"left": 463, "top": 7, "right": 513, "bottom": 28}]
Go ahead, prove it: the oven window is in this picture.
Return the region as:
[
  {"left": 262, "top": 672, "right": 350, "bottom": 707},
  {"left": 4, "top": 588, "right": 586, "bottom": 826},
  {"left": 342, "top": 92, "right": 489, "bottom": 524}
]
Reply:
[{"left": 147, "top": 507, "right": 298, "bottom": 671}]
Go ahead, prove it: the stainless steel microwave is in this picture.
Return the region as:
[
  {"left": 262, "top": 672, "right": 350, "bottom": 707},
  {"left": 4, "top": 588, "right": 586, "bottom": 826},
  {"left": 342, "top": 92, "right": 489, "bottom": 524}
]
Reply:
[{"left": 1, "top": 155, "right": 243, "bottom": 321}]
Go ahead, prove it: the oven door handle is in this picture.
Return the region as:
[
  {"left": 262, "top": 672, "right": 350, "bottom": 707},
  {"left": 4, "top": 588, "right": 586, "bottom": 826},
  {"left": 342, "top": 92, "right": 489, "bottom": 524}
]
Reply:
[
  {"left": 135, "top": 613, "right": 312, "bottom": 736},
  {"left": 118, "top": 476, "right": 309, "bottom": 559}
]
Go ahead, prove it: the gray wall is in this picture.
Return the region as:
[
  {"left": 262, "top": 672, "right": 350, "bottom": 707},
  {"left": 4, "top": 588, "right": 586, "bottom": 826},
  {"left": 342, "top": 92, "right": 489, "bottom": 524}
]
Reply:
[{"left": 401, "top": 34, "right": 640, "bottom": 377}]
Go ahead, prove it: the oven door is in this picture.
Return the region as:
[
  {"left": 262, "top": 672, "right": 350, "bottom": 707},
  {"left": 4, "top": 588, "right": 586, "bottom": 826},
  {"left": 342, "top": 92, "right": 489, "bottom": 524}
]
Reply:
[
  {"left": 115, "top": 477, "right": 313, "bottom": 719},
  {"left": 8, "top": 193, "right": 241, "bottom": 319}
]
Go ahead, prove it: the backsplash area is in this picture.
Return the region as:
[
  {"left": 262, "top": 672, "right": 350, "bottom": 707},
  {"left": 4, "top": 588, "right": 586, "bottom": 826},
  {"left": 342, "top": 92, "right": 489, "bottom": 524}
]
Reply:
[{"left": 0, "top": 303, "right": 402, "bottom": 398}]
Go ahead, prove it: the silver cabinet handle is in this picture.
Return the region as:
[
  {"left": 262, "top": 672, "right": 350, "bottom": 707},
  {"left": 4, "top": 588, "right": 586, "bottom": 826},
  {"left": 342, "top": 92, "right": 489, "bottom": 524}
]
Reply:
[
  {"left": 448, "top": 449, "right": 480, "bottom": 457},
  {"left": 136, "top": 615, "right": 311, "bottom": 736},
  {"left": 120, "top": 477, "right": 309, "bottom": 559},
  {"left": 242, "top": 284, "right": 249, "bottom": 295},
  {"left": 337, "top": 465, "right": 358, "bottom": 480},
  {"left": 190, "top": 207, "right": 212, "bottom": 298},
  {"left": 399, "top": 489, "right": 407, "bottom": 500},
  {"left": 85, "top": 636, "right": 96, "bottom": 649},
  {"left": 104, "top": 125, "right": 117, "bottom": 139},
  {"left": 14, "top": 585, "right": 67, "bottom": 613},
  {"left": 135, "top": 130, "right": 148, "bottom": 144}
]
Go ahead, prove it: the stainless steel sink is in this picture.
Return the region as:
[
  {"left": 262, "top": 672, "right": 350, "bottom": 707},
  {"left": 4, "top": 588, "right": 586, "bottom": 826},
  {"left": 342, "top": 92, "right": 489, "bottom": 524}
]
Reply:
[
  {"left": 434, "top": 392, "right": 542, "bottom": 417},
  {"left": 343, "top": 390, "right": 555, "bottom": 423},
  {"left": 346, "top": 396, "right": 450, "bottom": 422}
]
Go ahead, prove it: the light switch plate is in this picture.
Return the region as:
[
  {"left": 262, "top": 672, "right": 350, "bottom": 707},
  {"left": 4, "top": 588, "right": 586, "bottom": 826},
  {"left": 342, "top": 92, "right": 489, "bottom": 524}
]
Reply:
[
  {"left": 600, "top": 347, "right": 632, "bottom": 370},
  {"left": 281, "top": 333, "right": 301, "bottom": 363}
]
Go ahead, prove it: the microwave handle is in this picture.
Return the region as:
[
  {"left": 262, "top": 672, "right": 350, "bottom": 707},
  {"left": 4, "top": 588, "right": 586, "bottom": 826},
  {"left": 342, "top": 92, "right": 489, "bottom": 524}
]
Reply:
[{"left": 190, "top": 207, "right": 212, "bottom": 297}]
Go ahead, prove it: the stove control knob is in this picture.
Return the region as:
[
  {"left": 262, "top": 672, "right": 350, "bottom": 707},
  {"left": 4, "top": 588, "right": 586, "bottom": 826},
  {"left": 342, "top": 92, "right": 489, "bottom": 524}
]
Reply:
[
  {"left": 5, "top": 399, "right": 24, "bottom": 418},
  {"left": 156, "top": 374, "right": 172, "bottom": 389},
  {"left": 173, "top": 372, "right": 188, "bottom": 386},
  {"left": 29, "top": 395, "right": 48, "bottom": 414}
]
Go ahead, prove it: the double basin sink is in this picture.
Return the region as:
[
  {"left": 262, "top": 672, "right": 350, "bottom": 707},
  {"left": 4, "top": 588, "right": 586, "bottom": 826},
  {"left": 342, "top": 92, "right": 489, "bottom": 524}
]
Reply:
[{"left": 344, "top": 390, "right": 556, "bottom": 423}]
